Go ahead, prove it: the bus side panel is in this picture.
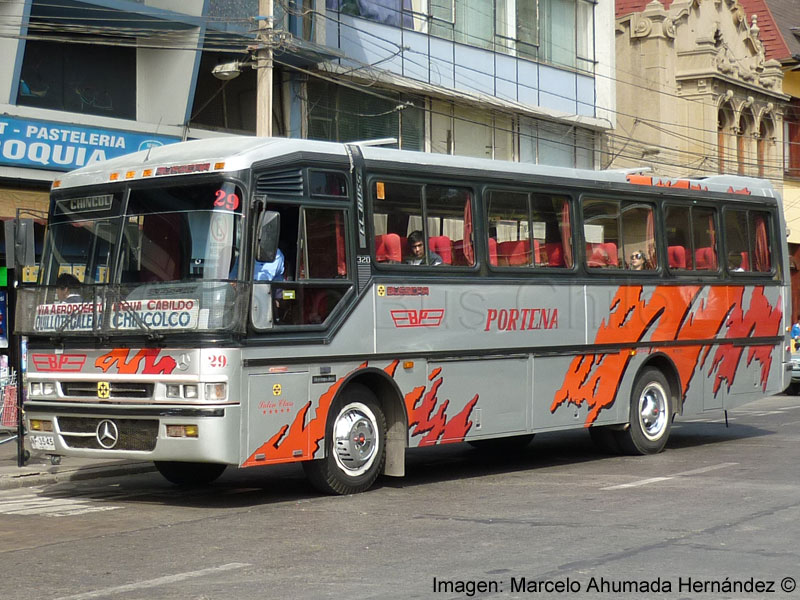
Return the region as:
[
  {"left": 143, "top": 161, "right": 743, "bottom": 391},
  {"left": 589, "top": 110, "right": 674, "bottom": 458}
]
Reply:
[
  {"left": 532, "top": 354, "right": 630, "bottom": 432},
  {"left": 419, "top": 358, "right": 529, "bottom": 444},
  {"left": 546, "top": 283, "right": 784, "bottom": 428},
  {"left": 243, "top": 371, "right": 312, "bottom": 466}
]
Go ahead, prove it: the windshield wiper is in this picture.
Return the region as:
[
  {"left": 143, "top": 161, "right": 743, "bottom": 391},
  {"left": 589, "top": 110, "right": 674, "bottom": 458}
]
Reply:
[{"left": 109, "top": 287, "right": 165, "bottom": 342}]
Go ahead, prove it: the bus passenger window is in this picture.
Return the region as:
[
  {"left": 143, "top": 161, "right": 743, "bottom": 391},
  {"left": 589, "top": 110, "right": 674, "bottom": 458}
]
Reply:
[
  {"left": 583, "top": 199, "right": 620, "bottom": 269},
  {"left": 372, "top": 181, "right": 474, "bottom": 267},
  {"left": 724, "top": 208, "right": 772, "bottom": 274},
  {"left": 488, "top": 191, "right": 571, "bottom": 268},
  {"left": 665, "top": 205, "right": 718, "bottom": 271},
  {"left": 622, "top": 203, "right": 656, "bottom": 270}
]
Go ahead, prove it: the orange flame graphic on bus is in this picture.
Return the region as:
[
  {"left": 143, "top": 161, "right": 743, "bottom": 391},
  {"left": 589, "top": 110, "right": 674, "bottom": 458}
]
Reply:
[
  {"left": 95, "top": 348, "right": 177, "bottom": 374},
  {"left": 404, "top": 368, "right": 478, "bottom": 446},
  {"left": 243, "top": 362, "right": 369, "bottom": 466},
  {"left": 552, "top": 285, "right": 781, "bottom": 426},
  {"left": 244, "top": 360, "right": 479, "bottom": 466}
]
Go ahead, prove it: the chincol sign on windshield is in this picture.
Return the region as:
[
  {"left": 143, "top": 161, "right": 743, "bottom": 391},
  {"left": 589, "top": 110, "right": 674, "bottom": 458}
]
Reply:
[{"left": 0, "top": 116, "right": 179, "bottom": 171}]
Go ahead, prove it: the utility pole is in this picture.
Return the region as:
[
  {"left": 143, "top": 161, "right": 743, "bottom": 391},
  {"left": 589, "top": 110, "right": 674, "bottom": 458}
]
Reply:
[{"left": 256, "top": 0, "right": 273, "bottom": 137}]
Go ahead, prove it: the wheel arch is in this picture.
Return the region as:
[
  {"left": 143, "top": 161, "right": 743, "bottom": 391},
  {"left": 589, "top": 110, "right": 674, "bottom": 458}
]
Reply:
[
  {"left": 637, "top": 353, "right": 683, "bottom": 415},
  {"left": 337, "top": 368, "right": 408, "bottom": 477}
]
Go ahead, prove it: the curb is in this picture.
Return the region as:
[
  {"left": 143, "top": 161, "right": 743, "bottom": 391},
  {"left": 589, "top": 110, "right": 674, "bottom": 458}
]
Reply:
[{"left": 0, "top": 461, "right": 156, "bottom": 490}]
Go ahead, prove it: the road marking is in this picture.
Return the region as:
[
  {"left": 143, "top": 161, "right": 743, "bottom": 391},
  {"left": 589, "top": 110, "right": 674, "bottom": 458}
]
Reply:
[
  {"left": 53, "top": 563, "right": 251, "bottom": 600},
  {"left": 0, "top": 492, "right": 124, "bottom": 517},
  {"left": 602, "top": 462, "right": 737, "bottom": 490},
  {"left": 602, "top": 476, "right": 672, "bottom": 490},
  {"left": 671, "top": 462, "right": 738, "bottom": 477}
]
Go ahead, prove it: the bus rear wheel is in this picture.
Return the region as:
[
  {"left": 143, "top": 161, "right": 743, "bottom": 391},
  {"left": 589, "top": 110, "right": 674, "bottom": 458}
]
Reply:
[
  {"left": 154, "top": 461, "right": 227, "bottom": 485},
  {"left": 615, "top": 367, "right": 672, "bottom": 455},
  {"left": 302, "top": 384, "right": 386, "bottom": 495}
]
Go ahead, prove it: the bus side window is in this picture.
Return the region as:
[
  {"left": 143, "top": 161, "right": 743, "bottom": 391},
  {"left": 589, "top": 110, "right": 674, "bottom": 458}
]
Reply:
[{"left": 259, "top": 206, "right": 352, "bottom": 328}]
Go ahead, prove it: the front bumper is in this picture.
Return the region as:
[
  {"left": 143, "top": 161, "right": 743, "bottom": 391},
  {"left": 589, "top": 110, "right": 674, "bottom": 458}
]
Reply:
[{"left": 24, "top": 402, "right": 241, "bottom": 465}]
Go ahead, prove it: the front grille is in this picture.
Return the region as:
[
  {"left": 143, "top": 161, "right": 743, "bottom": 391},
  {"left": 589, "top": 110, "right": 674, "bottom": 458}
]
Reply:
[
  {"left": 58, "top": 417, "right": 159, "bottom": 451},
  {"left": 62, "top": 382, "right": 154, "bottom": 400}
]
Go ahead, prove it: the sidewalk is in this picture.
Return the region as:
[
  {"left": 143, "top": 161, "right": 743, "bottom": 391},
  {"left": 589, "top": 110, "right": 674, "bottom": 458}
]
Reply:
[{"left": 0, "top": 432, "right": 155, "bottom": 490}]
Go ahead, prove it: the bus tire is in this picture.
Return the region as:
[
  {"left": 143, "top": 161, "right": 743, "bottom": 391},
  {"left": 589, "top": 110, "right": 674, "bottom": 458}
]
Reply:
[
  {"left": 615, "top": 367, "right": 672, "bottom": 455},
  {"left": 302, "top": 384, "right": 386, "bottom": 495},
  {"left": 785, "top": 382, "right": 800, "bottom": 396},
  {"left": 588, "top": 426, "right": 621, "bottom": 454},
  {"left": 154, "top": 461, "right": 227, "bottom": 485}
]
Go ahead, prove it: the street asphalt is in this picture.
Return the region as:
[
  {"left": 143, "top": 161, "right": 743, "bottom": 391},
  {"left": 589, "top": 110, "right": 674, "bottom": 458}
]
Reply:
[{"left": 0, "top": 431, "right": 154, "bottom": 490}]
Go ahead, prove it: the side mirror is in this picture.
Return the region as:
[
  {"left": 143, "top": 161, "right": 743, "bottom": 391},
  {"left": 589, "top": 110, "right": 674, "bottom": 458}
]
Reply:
[
  {"left": 256, "top": 211, "right": 280, "bottom": 263},
  {"left": 5, "top": 219, "right": 35, "bottom": 268}
]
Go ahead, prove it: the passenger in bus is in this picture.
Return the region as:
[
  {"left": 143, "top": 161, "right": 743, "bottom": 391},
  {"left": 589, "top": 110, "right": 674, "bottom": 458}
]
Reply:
[
  {"left": 254, "top": 248, "right": 285, "bottom": 281},
  {"left": 56, "top": 273, "right": 82, "bottom": 303},
  {"left": 629, "top": 251, "right": 646, "bottom": 270},
  {"left": 728, "top": 252, "right": 744, "bottom": 272},
  {"left": 405, "top": 230, "right": 443, "bottom": 266}
]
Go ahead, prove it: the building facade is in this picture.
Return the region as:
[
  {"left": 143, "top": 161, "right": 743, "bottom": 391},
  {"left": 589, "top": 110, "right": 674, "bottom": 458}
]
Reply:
[
  {"left": 611, "top": 0, "right": 787, "bottom": 184},
  {"left": 0, "top": 0, "right": 615, "bottom": 262},
  {"left": 739, "top": 0, "right": 800, "bottom": 320}
]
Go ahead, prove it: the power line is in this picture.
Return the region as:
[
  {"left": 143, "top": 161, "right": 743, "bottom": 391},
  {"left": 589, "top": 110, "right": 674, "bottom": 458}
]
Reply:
[{"left": 0, "top": 4, "right": 797, "bottom": 184}]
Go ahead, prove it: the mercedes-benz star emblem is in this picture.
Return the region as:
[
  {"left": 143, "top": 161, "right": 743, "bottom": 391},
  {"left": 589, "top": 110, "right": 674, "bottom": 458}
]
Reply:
[{"left": 96, "top": 420, "right": 119, "bottom": 449}]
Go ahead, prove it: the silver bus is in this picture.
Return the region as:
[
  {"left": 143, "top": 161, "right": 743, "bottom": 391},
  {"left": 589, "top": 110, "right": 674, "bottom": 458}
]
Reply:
[{"left": 15, "top": 137, "right": 791, "bottom": 494}]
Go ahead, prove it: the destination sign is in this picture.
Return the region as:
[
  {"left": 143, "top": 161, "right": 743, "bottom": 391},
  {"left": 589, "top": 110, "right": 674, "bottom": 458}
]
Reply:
[
  {"left": 55, "top": 194, "right": 114, "bottom": 215},
  {"left": 34, "top": 299, "right": 199, "bottom": 333}
]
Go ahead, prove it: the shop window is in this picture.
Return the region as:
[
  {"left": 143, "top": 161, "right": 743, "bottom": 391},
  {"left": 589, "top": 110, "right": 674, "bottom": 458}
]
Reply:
[{"left": 18, "top": 40, "right": 135, "bottom": 119}]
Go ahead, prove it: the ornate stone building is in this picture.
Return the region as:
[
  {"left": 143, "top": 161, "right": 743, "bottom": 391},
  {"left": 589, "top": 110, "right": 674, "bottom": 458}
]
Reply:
[{"left": 611, "top": 0, "right": 787, "bottom": 184}]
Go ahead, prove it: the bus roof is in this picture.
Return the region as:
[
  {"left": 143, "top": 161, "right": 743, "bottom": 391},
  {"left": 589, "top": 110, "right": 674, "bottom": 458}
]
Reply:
[{"left": 52, "top": 136, "right": 779, "bottom": 199}]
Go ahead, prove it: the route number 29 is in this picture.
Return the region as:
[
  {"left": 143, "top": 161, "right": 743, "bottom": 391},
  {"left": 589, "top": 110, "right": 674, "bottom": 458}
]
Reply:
[{"left": 214, "top": 190, "right": 240, "bottom": 211}]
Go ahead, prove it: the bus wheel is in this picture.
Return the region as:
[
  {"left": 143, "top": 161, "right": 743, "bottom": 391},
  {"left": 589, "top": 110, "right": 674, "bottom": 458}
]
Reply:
[
  {"left": 154, "top": 461, "right": 227, "bottom": 485},
  {"left": 303, "top": 384, "right": 386, "bottom": 495},
  {"left": 616, "top": 368, "right": 672, "bottom": 455}
]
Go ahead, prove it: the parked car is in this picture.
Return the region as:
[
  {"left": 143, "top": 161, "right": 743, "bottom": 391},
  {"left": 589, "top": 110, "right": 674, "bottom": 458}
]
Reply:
[{"left": 787, "top": 351, "right": 800, "bottom": 395}]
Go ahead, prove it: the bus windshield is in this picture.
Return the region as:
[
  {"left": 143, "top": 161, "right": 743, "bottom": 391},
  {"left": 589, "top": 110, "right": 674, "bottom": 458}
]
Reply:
[{"left": 15, "top": 179, "right": 248, "bottom": 338}]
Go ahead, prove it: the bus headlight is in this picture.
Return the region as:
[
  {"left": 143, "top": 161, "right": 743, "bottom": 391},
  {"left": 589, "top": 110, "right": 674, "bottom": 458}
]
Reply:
[
  {"left": 42, "top": 382, "right": 57, "bottom": 396},
  {"left": 166, "top": 384, "right": 181, "bottom": 399},
  {"left": 30, "top": 382, "right": 42, "bottom": 396},
  {"left": 205, "top": 383, "right": 227, "bottom": 401},
  {"left": 184, "top": 385, "right": 198, "bottom": 399}
]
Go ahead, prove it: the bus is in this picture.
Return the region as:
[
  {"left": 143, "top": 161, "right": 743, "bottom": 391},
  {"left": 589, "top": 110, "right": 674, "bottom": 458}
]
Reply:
[{"left": 14, "top": 137, "right": 790, "bottom": 494}]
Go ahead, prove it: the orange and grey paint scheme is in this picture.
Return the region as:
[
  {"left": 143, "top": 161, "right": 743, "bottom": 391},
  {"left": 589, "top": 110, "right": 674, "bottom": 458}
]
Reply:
[
  {"left": 245, "top": 283, "right": 782, "bottom": 467},
  {"left": 553, "top": 285, "right": 782, "bottom": 426}
]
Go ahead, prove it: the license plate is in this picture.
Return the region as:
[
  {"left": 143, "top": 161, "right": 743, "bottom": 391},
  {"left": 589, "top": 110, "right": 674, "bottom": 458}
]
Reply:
[{"left": 29, "top": 434, "right": 55, "bottom": 451}]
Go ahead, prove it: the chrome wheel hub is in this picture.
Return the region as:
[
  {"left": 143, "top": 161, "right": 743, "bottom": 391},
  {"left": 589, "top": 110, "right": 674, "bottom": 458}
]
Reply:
[
  {"left": 332, "top": 402, "right": 379, "bottom": 477},
  {"left": 638, "top": 382, "right": 668, "bottom": 441}
]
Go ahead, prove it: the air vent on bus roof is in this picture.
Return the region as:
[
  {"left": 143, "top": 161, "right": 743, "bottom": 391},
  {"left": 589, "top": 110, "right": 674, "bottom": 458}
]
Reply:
[{"left": 256, "top": 169, "right": 304, "bottom": 196}]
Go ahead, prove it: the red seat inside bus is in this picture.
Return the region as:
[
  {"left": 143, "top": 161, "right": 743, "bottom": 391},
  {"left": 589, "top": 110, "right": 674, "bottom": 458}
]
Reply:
[
  {"left": 428, "top": 236, "right": 452, "bottom": 264},
  {"left": 488, "top": 238, "right": 498, "bottom": 266},
  {"left": 375, "top": 233, "right": 402, "bottom": 263},
  {"left": 668, "top": 245, "right": 687, "bottom": 269},
  {"left": 544, "top": 242, "right": 564, "bottom": 267},
  {"left": 452, "top": 240, "right": 475, "bottom": 266},
  {"left": 695, "top": 247, "right": 716, "bottom": 270},
  {"left": 587, "top": 242, "right": 618, "bottom": 268},
  {"left": 497, "top": 240, "right": 533, "bottom": 266}
]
